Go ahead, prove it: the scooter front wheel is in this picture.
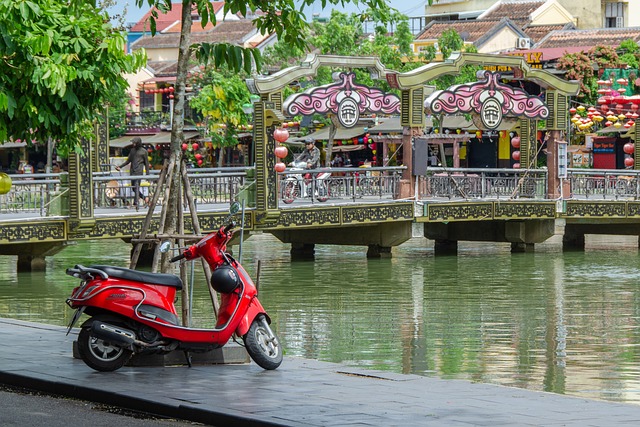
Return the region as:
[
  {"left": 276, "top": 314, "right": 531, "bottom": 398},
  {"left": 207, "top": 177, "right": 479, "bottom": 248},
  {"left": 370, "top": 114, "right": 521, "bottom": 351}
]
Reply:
[
  {"left": 243, "top": 315, "right": 283, "bottom": 370},
  {"left": 282, "top": 180, "right": 298, "bottom": 204},
  {"left": 77, "top": 325, "right": 133, "bottom": 372}
]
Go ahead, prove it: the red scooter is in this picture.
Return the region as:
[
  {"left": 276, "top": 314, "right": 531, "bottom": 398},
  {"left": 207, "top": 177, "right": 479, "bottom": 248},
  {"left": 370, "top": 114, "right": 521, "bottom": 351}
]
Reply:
[{"left": 65, "top": 221, "right": 282, "bottom": 372}]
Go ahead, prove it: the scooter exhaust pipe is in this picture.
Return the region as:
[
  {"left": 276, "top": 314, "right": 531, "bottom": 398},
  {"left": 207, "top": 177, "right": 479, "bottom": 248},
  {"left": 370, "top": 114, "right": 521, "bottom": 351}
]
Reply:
[{"left": 91, "top": 321, "right": 137, "bottom": 348}]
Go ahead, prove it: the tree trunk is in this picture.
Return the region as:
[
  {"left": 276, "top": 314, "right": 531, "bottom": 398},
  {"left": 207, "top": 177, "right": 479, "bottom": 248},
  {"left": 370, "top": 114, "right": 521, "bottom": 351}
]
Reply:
[
  {"left": 163, "top": 0, "right": 193, "bottom": 272},
  {"left": 325, "top": 114, "right": 340, "bottom": 167}
]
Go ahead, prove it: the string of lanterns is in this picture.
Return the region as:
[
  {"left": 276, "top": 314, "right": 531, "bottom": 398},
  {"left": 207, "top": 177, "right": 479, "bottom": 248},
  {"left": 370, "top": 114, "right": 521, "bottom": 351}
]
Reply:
[
  {"left": 572, "top": 78, "right": 640, "bottom": 132},
  {"left": 273, "top": 127, "right": 289, "bottom": 173}
]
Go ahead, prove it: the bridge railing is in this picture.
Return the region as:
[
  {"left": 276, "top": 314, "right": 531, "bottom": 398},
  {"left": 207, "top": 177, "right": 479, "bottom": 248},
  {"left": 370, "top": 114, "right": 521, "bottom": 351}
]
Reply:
[
  {"left": 277, "top": 166, "right": 406, "bottom": 203},
  {"left": 567, "top": 168, "right": 640, "bottom": 200},
  {"left": 0, "top": 173, "right": 64, "bottom": 216},
  {"left": 93, "top": 167, "right": 253, "bottom": 209},
  {"left": 416, "top": 168, "right": 548, "bottom": 200}
]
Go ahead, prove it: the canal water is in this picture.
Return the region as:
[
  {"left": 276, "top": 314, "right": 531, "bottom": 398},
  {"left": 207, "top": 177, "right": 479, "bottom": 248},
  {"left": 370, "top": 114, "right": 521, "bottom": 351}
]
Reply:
[{"left": 2, "top": 233, "right": 640, "bottom": 405}]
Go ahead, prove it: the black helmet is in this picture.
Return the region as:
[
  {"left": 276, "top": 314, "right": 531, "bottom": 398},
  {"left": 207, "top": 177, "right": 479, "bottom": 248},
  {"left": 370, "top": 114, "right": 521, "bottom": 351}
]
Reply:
[{"left": 210, "top": 265, "right": 241, "bottom": 293}]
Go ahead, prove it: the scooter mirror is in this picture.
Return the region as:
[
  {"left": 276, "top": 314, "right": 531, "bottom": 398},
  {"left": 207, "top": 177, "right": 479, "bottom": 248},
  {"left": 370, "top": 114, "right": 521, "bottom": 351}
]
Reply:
[
  {"left": 229, "top": 201, "right": 241, "bottom": 215},
  {"left": 159, "top": 240, "right": 172, "bottom": 254}
]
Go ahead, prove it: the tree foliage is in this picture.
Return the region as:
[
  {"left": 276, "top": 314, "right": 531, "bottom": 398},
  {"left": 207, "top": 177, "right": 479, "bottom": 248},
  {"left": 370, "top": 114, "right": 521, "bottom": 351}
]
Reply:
[
  {"left": 0, "top": 0, "right": 146, "bottom": 153},
  {"left": 188, "top": 67, "right": 253, "bottom": 165}
]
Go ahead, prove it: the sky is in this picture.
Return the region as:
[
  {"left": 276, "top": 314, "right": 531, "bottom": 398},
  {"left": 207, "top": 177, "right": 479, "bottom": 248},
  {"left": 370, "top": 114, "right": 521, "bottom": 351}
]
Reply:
[{"left": 107, "top": 1, "right": 430, "bottom": 26}]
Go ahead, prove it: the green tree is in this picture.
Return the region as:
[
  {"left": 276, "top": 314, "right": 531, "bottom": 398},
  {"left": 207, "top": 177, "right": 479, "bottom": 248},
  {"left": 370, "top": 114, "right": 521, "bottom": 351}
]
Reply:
[
  {"left": 189, "top": 68, "right": 252, "bottom": 167},
  {"left": 0, "top": 0, "right": 146, "bottom": 154}
]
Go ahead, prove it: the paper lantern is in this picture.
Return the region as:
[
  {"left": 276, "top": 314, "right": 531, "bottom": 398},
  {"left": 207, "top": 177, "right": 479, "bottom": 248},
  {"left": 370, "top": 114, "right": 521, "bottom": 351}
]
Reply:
[
  {"left": 274, "top": 146, "right": 288, "bottom": 159},
  {"left": 511, "top": 136, "right": 521, "bottom": 149},
  {"left": 181, "top": 143, "right": 188, "bottom": 151},
  {"left": 197, "top": 159, "right": 203, "bottom": 166},
  {"left": 273, "top": 128, "right": 289, "bottom": 143},
  {"left": 274, "top": 162, "right": 286, "bottom": 173},
  {"left": 625, "top": 157, "right": 634, "bottom": 167},
  {"left": 512, "top": 163, "right": 521, "bottom": 169},
  {"left": 192, "top": 143, "right": 199, "bottom": 151},
  {"left": 512, "top": 150, "right": 521, "bottom": 161},
  {"left": 624, "top": 143, "right": 634, "bottom": 154}
]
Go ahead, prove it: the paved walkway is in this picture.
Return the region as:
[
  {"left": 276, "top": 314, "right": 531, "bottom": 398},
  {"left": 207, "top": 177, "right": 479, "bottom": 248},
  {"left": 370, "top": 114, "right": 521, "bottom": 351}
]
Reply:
[{"left": 2, "top": 318, "right": 640, "bottom": 426}]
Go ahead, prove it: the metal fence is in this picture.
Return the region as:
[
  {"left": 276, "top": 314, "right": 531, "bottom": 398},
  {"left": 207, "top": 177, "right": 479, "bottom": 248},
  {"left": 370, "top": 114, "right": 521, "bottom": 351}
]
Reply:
[
  {"left": 11, "top": 167, "right": 640, "bottom": 217},
  {"left": 416, "top": 168, "right": 548, "bottom": 200},
  {"left": 0, "top": 173, "right": 64, "bottom": 216},
  {"left": 277, "top": 166, "right": 406, "bottom": 203},
  {"left": 567, "top": 169, "right": 640, "bottom": 200},
  {"left": 93, "top": 167, "right": 252, "bottom": 209}
]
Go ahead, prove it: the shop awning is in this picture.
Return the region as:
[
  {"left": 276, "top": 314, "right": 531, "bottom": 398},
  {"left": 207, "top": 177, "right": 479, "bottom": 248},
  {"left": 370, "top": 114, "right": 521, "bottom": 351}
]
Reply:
[
  {"left": 369, "top": 117, "right": 403, "bottom": 133},
  {"left": 142, "top": 76, "right": 177, "bottom": 83},
  {"left": 596, "top": 125, "right": 630, "bottom": 134},
  {"left": 109, "top": 131, "right": 201, "bottom": 148},
  {"left": 291, "top": 125, "right": 367, "bottom": 142},
  {"left": 0, "top": 141, "right": 27, "bottom": 149}
]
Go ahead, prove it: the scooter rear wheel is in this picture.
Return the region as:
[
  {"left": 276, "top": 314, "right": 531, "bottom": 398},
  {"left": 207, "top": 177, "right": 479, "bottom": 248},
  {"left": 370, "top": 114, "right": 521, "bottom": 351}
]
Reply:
[
  {"left": 243, "top": 315, "right": 283, "bottom": 370},
  {"left": 77, "top": 325, "right": 133, "bottom": 372}
]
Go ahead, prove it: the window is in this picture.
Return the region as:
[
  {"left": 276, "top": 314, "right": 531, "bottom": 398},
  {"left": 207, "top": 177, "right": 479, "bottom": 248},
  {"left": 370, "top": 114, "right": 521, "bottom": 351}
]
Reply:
[{"left": 605, "top": 2, "right": 625, "bottom": 28}]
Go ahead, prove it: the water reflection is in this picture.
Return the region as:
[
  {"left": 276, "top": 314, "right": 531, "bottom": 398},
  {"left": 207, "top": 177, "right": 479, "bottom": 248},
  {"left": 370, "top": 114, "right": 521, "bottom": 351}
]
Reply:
[{"left": 2, "top": 235, "right": 640, "bottom": 404}]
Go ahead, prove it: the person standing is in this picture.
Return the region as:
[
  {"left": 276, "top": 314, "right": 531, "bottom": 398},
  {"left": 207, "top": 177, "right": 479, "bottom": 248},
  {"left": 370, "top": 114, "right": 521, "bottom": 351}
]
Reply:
[{"left": 116, "top": 136, "right": 150, "bottom": 209}]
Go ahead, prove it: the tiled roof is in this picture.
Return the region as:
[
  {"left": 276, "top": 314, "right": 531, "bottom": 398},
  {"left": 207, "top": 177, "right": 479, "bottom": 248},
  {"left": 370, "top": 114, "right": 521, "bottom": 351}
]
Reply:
[
  {"left": 129, "top": 2, "right": 226, "bottom": 33},
  {"left": 146, "top": 60, "right": 180, "bottom": 76},
  {"left": 536, "top": 27, "right": 640, "bottom": 49},
  {"left": 132, "top": 20, "right": 258, "bottom": 49},
  {"left": 523, "top": 23, "right": 574, "bottom": 43},
  {"left": 416, "top": 18, "right": 506, "bottom": 42},
  {"left": 481, "top": 1, "right": 545, "bottom": 21}
]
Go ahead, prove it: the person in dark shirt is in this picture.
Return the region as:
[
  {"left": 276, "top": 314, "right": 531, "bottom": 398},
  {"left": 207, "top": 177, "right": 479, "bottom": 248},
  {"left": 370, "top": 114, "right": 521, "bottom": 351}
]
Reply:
[
  {"left": 296, "top": 138, "right": 321, "bottom": 169},
  {"left": 116, "top": 136, "right": 150, "bottom": 209}
]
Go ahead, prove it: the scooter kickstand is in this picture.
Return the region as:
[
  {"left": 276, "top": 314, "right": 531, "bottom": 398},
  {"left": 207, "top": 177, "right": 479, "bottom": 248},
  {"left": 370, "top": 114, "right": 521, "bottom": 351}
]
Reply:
[{"left": 183, "top": 350, "right": 192, "bottom": 367}]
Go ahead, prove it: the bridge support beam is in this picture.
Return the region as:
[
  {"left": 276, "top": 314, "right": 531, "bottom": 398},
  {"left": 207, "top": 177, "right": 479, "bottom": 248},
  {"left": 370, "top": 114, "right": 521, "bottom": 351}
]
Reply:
[
  {"left": 0, "top": 242, "right": 69, "bottom": 272},
  {"left": 424, "top": 219, "right": 556, "bottom": 254},
  {"left": 269, "top": 221, "right": 413, "bottom": 259}
]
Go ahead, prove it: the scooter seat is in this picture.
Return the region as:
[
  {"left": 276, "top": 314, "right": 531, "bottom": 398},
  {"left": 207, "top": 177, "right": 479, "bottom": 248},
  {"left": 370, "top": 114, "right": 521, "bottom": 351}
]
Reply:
[{"left": 90, "top": 265, "right": 183, "bottom": 289}]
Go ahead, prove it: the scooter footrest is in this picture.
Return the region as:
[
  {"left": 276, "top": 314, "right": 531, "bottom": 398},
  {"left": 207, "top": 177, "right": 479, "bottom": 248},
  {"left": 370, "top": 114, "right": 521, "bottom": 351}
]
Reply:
[{"left": 89, "top": 265, "right": 184, "bottom": 289}]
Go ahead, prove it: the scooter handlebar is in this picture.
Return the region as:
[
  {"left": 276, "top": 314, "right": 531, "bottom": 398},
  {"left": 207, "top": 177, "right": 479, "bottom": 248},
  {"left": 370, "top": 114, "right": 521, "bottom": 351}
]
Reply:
[
  {"left": 222, "top": 221, "right": 236, "bottom": 234},
  {"left": 169, "top": 252, "right": 185, "bottom": 263}
]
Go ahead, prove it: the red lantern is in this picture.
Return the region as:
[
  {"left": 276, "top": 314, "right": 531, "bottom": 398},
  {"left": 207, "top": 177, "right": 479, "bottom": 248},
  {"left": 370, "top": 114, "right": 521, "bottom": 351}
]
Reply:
[
  {"left": 192, "top": 143, "right": 199, "bottom": 151},
  {"left": 181, "top": 143, "right": 188, "bottom": 151},
  {"left": 511, "top": 136, "right": 521, "bottom": 149},
  {"left": 624, "top": 157, "right": 634, "bottom": 167},
  {"left": 273, "top": 128, "right": 289, "bottom": 143},
  {"left": 274, "top": 146, "right": 288, "bottom": 159},
  {"left": 512, "top": 163, "right": 521, "bottom": 169},
  {"left": 197, "top": 159, "right": 203, "bottom": 166},
  {"left": 512, "top": 150, "right": 521, "bottom": 161},
  {"left": 195, "top": 153, "right": 203, "bottom": 160},
  {"left": 274, "top": 162, "right": 286, "bottom": 173},
  {"left": 624, "top": 143, "right": 634, "bottom": 154},
  {"left": 569, "top": 107, "right": 577, "bottom": 114},
  {"left": 169, "top": 94, "right": 174, "bottom": 99},
  {"left": 169, "top": 86, "right": 175, "bottom": 92}
]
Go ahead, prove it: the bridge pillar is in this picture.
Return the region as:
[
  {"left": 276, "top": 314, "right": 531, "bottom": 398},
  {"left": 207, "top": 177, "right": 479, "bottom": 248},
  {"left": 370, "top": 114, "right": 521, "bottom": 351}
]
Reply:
[
  {"left": 270, "top": 221, "right": 412, "bottom": 258},
  {"left": 424, "top": 219, "right": 555, "bottom": 254},
  {"left": 2, "top": 242, "right": 69, "bottom": 272}
]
